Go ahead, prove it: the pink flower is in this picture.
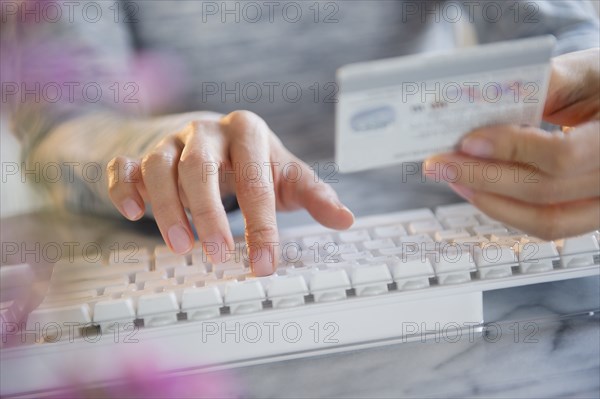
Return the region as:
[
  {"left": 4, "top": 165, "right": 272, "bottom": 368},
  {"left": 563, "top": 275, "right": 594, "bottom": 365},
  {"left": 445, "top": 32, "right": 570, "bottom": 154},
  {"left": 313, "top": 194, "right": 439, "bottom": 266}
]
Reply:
[{"left": 51, "top": 343, "right": 242, "bottom": 398}]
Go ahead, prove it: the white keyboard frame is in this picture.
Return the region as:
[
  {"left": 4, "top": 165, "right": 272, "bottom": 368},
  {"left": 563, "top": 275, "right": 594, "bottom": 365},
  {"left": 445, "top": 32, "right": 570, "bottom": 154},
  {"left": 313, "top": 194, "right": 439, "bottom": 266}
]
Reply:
[{"left": 1, "top": 208, "right": 599, "bottom": 397}]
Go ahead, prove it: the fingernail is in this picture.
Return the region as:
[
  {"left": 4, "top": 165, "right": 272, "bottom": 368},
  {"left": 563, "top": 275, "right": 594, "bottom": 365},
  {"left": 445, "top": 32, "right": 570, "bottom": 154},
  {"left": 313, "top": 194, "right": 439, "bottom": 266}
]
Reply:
[
  {"left": 461, "top": 137, "right": 494, "bottom": 158},
  {"left": 251, "top": 246, "right": 274, "bottom": 276},
  {"left": 122, "top": 199, "right": 142, "bottom": 220},
  {"left": 333, "top": 198, "right": 353, "bottom": 215},
  {"left": 168, "top": 224, "right": 193, "bottom": 254},
  {"left": 448, "top": 183, "right": 474, "bottom": 202}
]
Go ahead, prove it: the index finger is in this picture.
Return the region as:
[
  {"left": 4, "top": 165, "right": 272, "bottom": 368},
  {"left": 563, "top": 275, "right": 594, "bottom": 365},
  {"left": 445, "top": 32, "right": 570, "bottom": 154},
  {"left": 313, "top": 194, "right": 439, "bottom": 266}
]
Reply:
[{"left": 225, "top": 111, "right": 278, "bottom": 276}]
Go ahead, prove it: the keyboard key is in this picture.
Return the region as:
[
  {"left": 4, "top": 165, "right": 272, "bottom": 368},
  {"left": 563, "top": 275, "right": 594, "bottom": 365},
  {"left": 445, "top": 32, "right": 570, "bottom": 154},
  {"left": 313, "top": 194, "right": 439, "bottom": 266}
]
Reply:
[
  {"left": 295, "top": 248, "right": 324, "bottom": 266},
  {"left": 44, "top": 290, "right": 97, "bottom": 305},
  {"left": 477, "top": 213, "right": 502, "bottom": 225},
  {"left": 224, "top": 280, "right": 266, "bottom": 314},
  {"left": 155, "top": 255, "right": 187, "bottom": 274},
  {"left": 93, "top": 298, "right": 136, "bottom": 325},
  {"left": 556, "top": 233, "right": 600, "bottom": 268},
  {"left": 204, "top": 277, "right": 239, "bottom": 295},
  {"left": 154, "top": 245, "right": 175, "bottom": 258},
  {"left": 322, "top": 261, "right": 358, "bottom": 273},
  {"left": 104, "top": 284, "right": 138, "bottom": 296},
  {"left": 363, "top": 238, "right": 395, "bottom": 250},
  {"left": 557, "top": 234, "right": 600, "bottom": 255},
  {"left": 489, "top": 234, "right": 525, "bottom": 247},
  {"left": 442, "top": 215, "right": 479, "bottom": 229},
  {"left": 184, "top": 273, "right": 218, "bottom": 286},
  {"left": 53, "top": 259, "right": 103, "bottom": 274},
  {"left": 333, "top": 243, "right": 359, "bottom": 255},
  {"left": 389, "top": 256, "right": 434, "bottom": 278},
  {"left": 266, "top": 275, "right": 308, "bottom": 308},
  {"left": 435, "top": 203, "right": 480, "bottom": 218},
  {"left": 302, "top": 234, "right": 334, "bottom": 247},
  {"left": 174, "top": 265, "right": 208, "bottom": 279},
  {"left": 108, "top": 247, "right": 150, "bottom": 266},
  {"left": 350, "top": 264, "right": 392, "bottom": 296},
  {"left": 181, "top": 286, "right": 223, "bottom": 320},
  {"left": 379, "top": 208, "right": 435, "bottom": 223},
  {"left": 35, "top": 296, "right": 102, "bottom": 311},
  {"left": 390, "top": 256, "right": 434, "bottom": 290},
  {"left": 162, "top": 282, "right": 195, "bottom": 304},
  {"left": 309, "top": 269, "right": 351, "bottom": 302},
  {"left": 408, "top": 219, "right": 443, "bottom": 235},
  {"left": 27, "top": 304, "right": 92, "bottom": 339},
  {"left": 120, "top": 288, "right": 152, "bottom": 303},
  {"left": 452, "top": 236, "right": 490, "bottom": 246},
  {"left": 212, "top": 259, "right": 246, "bottom": 278},
  {"left": 52, "top": 263, "right": 148, "bottom": 283},
  {"left": 143, "top": 278, "right": 177, "bottom": 290},
  {"left": 431, "top": 248, "right": 475, "bottom": 285},
  {"left": 362, "top": 256, "right": 398, "bottom": 266},
  {"left": 373, "top": 224, "right": 407, "bottom": 238},
  {"left": 378, "top": 247, "right": 406, "bottom": 256},
  {"left": 135, "top": 270, "right": 167, "bottom": 284},
  {"left": 49, "top": 275, "right": 128, "bottom": 294},
  {"left": 281, "top": 239, "right": 303, "bottom": 253},
  {"left": 473, "top": 243, "right": 517, "bottom": 279},
  {"left": 434, "top": 245, "right": 474, "bottom": 271},
  {"left": 191, "top": 250, "right": 209, "bottom": 267},
  {"left": 339, "top": 229, "right": 371, "bottom": 243},
  {"left": 396, "top": 276, "right": 429, "bottom": 291},
  {"left": 398, "top": 234, "right": 434, "bottom": 250},
  {"left": 137, "top": 292, "right": 179, "bottom": 327},
  {"left": 474, "top": 244, "right": 518, "bottom": 267},
  {"left": 517, "top": 238, "right": 559, "bottom": 273},
  {"left": 476, "top": 264, "right": 512, "bottom": 280},
  {"left": 472, "top": 224, "right": 508, "bottom": 236},
  {"left": 222, "top": 268, "right": 252, "bottom": 281},
  {"left": 434, "top": 228, "right": 471, "bottom": 242},
  {"left": 340, "top": 251, "right": 373, "bottom": 262}
]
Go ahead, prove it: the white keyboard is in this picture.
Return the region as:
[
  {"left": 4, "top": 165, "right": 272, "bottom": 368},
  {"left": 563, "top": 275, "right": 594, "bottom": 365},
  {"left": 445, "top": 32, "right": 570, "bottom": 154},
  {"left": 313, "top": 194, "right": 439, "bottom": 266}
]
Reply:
[{"left": 1, "top": 203, "right": 599, "bottom": 396}]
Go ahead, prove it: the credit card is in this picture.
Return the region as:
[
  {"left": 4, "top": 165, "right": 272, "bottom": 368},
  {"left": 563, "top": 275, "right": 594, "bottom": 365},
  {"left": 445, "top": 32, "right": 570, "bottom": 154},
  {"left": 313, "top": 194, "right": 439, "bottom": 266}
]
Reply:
[{"left": 335, "top": 35, "right": 556, "bottom": 172}]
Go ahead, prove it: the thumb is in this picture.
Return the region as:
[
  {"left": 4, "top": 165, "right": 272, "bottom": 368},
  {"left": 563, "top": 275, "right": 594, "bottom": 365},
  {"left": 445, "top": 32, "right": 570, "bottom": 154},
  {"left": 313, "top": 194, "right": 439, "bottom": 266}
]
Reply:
[{"left": 279, "top": 157, "right": 354, "bottom": 230}]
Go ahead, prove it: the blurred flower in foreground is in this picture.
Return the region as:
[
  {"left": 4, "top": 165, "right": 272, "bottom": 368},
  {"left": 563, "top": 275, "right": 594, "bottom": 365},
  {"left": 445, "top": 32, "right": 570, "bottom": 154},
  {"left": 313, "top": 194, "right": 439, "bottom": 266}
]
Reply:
[
  {"left": 0, "top": 1, "right": 186, "bottom": 117},
  {"left": 48, "top": 343, "right": 243, "bottom": 399}
]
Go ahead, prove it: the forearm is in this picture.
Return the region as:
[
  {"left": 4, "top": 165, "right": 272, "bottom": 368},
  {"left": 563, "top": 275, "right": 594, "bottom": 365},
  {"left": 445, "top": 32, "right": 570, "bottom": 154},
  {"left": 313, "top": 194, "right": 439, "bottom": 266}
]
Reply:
[
  {"left": 468, "top": 0, "right": 600, "bottom": 54},
  {"left": 27, "top": 110, "right": 222, "bottom": 216}
]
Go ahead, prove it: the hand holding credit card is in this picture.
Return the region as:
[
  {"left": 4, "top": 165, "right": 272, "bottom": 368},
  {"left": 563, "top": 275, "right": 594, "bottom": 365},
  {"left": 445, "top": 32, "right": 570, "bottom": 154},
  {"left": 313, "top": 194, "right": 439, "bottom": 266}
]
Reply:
[{"left": 335, "top": 36, "right": 556, "bottom": 172}]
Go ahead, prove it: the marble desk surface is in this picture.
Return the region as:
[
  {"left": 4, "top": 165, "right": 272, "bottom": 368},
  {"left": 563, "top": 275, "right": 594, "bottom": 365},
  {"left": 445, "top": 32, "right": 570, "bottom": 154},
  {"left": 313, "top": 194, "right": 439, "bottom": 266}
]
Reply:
[{"left": 1, "top": 167, "right": 599, "bottom": 398}]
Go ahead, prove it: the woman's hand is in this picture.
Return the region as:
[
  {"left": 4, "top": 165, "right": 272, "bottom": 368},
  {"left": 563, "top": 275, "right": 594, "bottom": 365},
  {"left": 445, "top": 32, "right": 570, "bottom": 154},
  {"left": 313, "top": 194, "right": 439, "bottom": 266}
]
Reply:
[
  {"left": 424, "top": 48, "right": 600, "bottom": 240},
  {"left": 107, "top": 110, "right": 354, "bottom": 275}
]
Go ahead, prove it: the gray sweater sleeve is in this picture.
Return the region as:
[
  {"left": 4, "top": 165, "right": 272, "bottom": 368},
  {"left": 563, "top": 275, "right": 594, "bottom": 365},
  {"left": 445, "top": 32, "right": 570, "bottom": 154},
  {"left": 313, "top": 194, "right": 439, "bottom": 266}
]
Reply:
[
  {"left": 4, "top": 2, "right": 195, "bottom": 216},
  {"left": 467, "top": 0, "right": 600, "bottom": 54}
]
